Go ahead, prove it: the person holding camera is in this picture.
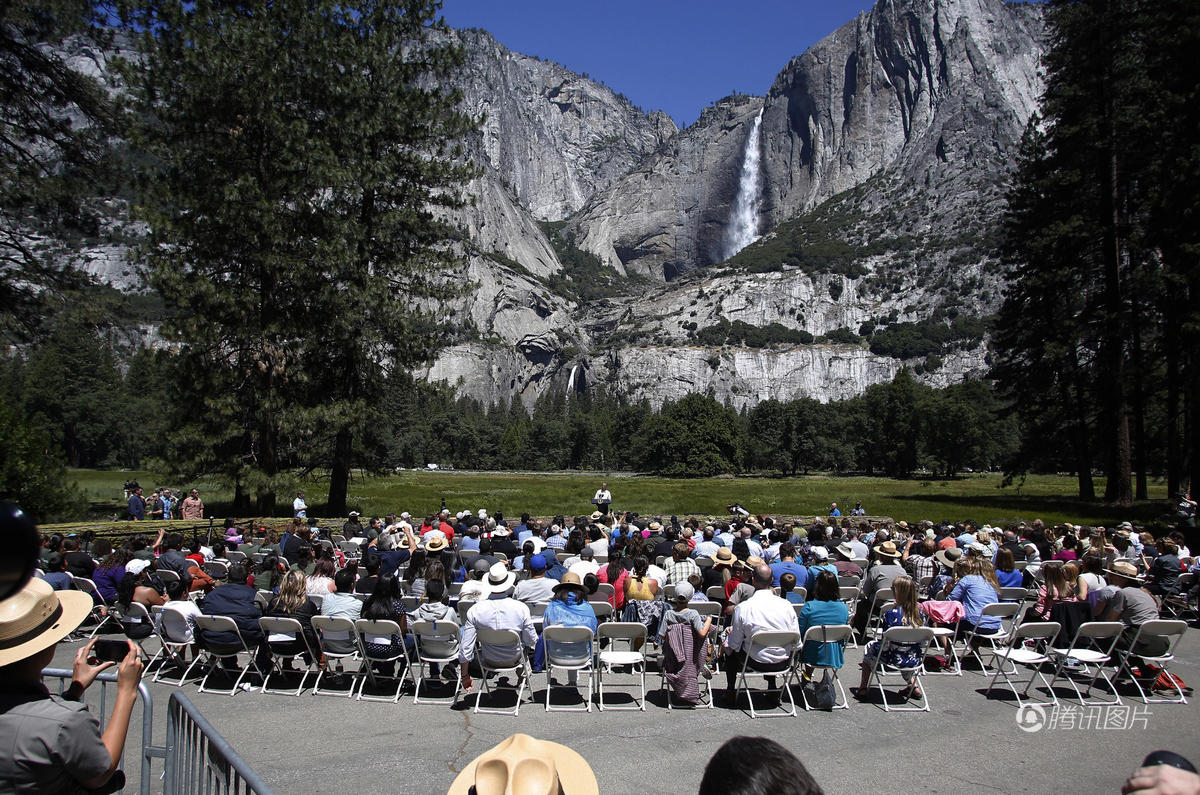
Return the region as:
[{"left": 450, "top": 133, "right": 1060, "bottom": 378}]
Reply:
[{"left": 0, "top": 578, "right": 144, "bottom": 793}]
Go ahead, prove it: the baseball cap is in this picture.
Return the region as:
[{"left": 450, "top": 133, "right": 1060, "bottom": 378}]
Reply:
[
  {"left": 529, "top": 554, "right": 547, "bottom": 571},
  {"left": 672, "top": 582, "right": 695, "bottom": 602}
]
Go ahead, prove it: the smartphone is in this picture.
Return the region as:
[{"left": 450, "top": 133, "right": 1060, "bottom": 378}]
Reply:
[{"left": 93, "top": 639, "right": 130, "bottom": 663}]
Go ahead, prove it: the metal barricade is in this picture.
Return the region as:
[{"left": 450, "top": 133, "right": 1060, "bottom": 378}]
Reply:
[
  {"left": 40, "top": 669, "right": 273, "bottom": 794},
  {"left": 41, "top": 667, "right": 160, "bottom": 795},
  {"left": 163, "top": 689, "right": 275, "bottom": 794}
]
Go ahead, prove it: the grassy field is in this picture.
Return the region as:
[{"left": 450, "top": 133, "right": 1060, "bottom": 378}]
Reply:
[{"left": 70, "top": 469, "right": 1172, "bottom": 528}]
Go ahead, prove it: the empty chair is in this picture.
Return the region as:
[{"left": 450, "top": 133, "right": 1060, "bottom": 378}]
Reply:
[
  {"left": 732, "top": 630, "right": 802, "bottom": 718},
  {"left": 999, "top": 586, "right": 1027, "bottom": 603},
  {"left": 188, "top": 615, "right": 264, "bottom": 696},
  {"left": 310, "top": 615, "right": 362, "bottom": 697},
  {"left": 859, "top": 588, "right": 894, "bottom": 644},
  {"left": 596, "top": 622, "right": 647, "bottom": 712},
  {"left": 1045, "top": 621, "right": 1125, "bottom": 706},
  {"left": 472, "top": 628, "right": 533, "bottom": 716},
  {"left": 863, "top": 626, "right": 936, "bottom": 712},
  {"left": 985, "top": 621, "right": 1062, "bottom": 710},
  {"left": 1113, "top": 620, "right": 1189, "bottom": 704},
  {"left": 410, "top": 620, "right": 463, "bottom": 705},
  {"left": 542, "top": 626, "right": 596, "bottom": 712},
  {"left": 800, "top": 624, "right": 853, "bottom": 710},
  {"left": 258, "top": 617, "right": 317, "bottom": 696},
  {"left": 355, "top": 618, "right": 411, "bottom": 703}
]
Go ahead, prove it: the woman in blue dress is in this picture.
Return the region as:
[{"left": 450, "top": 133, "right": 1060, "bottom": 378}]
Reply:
[{"left": 796, "top": 570, "right": 849, "bottom": 678}]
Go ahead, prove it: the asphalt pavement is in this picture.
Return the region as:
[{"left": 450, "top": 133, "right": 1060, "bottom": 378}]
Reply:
[{"left": 49, "top": 626, "right": 1200, "bottom": 794}]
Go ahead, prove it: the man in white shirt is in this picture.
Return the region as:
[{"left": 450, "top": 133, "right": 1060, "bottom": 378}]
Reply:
[
  {"left": 721, "top": 563, "right": 800, "bottom": 702},
  {"left": 568, "top": 547, "right": 601, "bottom": 579},
  {"left": 593, "top": 483, "right": 612, "bottom": 515},
  {"left": 292, "top": 491, "right": 307, "bottom": 519},
  {"left": 459, "top": 563, "right": 538, "bottom": 693}
]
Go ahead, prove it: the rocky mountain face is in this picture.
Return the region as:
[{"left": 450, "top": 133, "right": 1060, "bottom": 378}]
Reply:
[
  {"left": 424, "top": 0, "right": 1045, "bottom": 409},
  {"left": 50, "top": 0, "right": 1045, "bottom": 411}
]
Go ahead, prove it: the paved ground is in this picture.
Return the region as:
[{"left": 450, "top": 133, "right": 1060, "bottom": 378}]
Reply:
[{"left": 50, "top": 627, "right": 1200, "bottom": 794}]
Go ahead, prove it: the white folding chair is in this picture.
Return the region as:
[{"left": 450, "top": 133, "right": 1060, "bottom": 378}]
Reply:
[
  {"left": 355, "top": 619, "right": 410, "bottom": 703},
  {"left": 456, "top": 599, "right": 476, "bottom": 624},
  {"left": 595, "top": 583, "right": 616, "bottom": 601},
  {"left": 118, "top": 601, "right": 161, "bottom": 658},
  {"left": 1114, "top": 620, "right": 1189, "bottom": 704},
  {"left": 837, "top": 586, "right": 861, "bottom": 648},
  {"left": 472, "top": 628, "right": 533, "bottom": 716},
  {"left": 152, "top": 605, "right": 198, "bottom": 685},
  {"left": 705, "top": 586, "right": 726, "bottom": 602},
  {"left": 588, "top": 601, "right": 614, "bottom": 623},
  {"left": 964, "top": 602, "right": 1023, "bottom": 673},
  {"left": 310, "top": 615, "right": 362, "bottom": 697},
  {"left": 596, "top": 622, "right": 646, "bottom": 711},
  {"left": 70, "top": 575, "right": 118, "bottom": 638},
  {"left": 189, "top": 616, "right": 264, "bottom": 696},
  {"left": 542, "top": 626, "right": 595, "bottom": 712},
  {"left": 410, "top": 620, "right": 463, "bottom": 705},
  {"left": 1045, "top": 621, "right": 1125, "bottom": 706},
  {"left": 258, "top": 617, "right": 317, "bottom": 696},
  {"left": 800, "top": 624, "right": 852, "bottom": 710},
  {"left": 734, "top": 630, "right": 801, "bottom": 718},
  {"left": 860, "top": 588, "right": 894, "bottom": 644},
  {"left": 985, "top": 621, "right": 1061, "bottom": 710},
  {"left": 865, "top": 626, "right": 935, "bottom": 712}
]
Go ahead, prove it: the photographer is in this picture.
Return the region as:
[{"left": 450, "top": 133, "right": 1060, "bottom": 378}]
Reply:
[{"left": 0, "top": 580, "right": 145, "bottom": 793}]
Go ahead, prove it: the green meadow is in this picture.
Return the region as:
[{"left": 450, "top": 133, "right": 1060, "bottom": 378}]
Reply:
[{"left": 70, "top": 469, "right": 1171, "bottom": 528}]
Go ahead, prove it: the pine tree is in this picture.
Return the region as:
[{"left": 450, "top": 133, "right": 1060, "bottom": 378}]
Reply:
[{"left": 124, "top": 0, "right": 476, "bottom": 514}]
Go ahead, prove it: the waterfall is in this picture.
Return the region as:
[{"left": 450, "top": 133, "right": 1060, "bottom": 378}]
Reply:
[
  {"left": 723, "top": 108, "right": 764, "bottom": 260},
  {"left": 566, "top": 364, "right": 578, "bottom": 396}
]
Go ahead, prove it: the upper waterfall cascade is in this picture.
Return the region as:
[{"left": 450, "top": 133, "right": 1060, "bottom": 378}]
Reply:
[{"left": 722, "top": 108, "right": 764, "bottom": 260}]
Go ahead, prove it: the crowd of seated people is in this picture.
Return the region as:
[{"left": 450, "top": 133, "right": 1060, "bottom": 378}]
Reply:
[{"left": 33, "top": 508, "right": 1197, "bottom": 705}]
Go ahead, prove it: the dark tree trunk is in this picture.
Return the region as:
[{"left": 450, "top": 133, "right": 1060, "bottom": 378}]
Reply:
[{"left": 328, "top": 428, "right": 352, "bottom": 516}]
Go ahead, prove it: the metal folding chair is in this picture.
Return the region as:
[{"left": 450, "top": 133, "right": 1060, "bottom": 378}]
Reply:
[
  {"left": 472, "top": 628, "right": 533, "bottom": 716},
  {"left": 964, "top": 602, "right": 1023, "bottom": 673},
  {"left": 70, "top": 575, "right": 118, "bottom": 638},
  {"left": 985, "top": 621, "right": 1061, "bottom": 710},
  {"left": 865, "top": 626, "right": 935, "bottom": 712},
  {"left": 1045, "top": 621, "right": 1125, "bottom": 705},
  {"left": 837, "top": 586, "right": 860, "bottom": 648},
  {"left": 189, "top": 616, "right": 264, "bottom": 696},
  {"left": 354, "top": 619, "right": 410, "bottom": 703},
  {"left": 542, "top": 626, "right": 595, "bottom": 712},
  {"left": 310, "top": 615, "right": 362, "bottom": 697},
  {"left": 800, "top": 624, "right": 852, "bottom": 710},
  {"left": 860, "top": 588, "right": 894, "bottom": 644},
  {"left": 257, "top": 617, "right": 317, "bottom": 696},
  {"left": 1113, "top": 620, "right": 1189, "bottom": 704},
  {"left": 588, "top": 601, "right": 614, "bottom": 623},
  {"left": 410, "top": 620, "right": 463, "bottom": 705},
  {"left": 733, "top": 630, "right": 801, "bottom": 718},
  {"left": 596, "top": 622, "right": 646, "bottom": 711},
  {"left": 152, "top": 605, "right": 198, "bottom": 685}
]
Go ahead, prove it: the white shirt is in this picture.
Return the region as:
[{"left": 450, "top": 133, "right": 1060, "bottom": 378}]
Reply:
[
  {"left": 293, "top": 496, "right": 307, "bottom": 516},
  {"left": 646, "top": 563, "right": 668, "bottom": 588},
  {"left": 725, "top": 589, "right": 800, "bottom": 664},
  {"left": 569, "top": 560, "right": 601, "bottom": 579},
  {"left": 158, "top": 600, "right": 202, "bottom": 643},
  {"left": 594, "top": 489, "right": 611, "bottom": 503},
  {"left": 460, "top": 596, "right": 537, "bottom": 663}
]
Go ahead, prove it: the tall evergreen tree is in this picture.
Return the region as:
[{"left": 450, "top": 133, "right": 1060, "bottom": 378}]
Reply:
[{"left": 125, "top": 0, "right": 475, "bottom": 514}]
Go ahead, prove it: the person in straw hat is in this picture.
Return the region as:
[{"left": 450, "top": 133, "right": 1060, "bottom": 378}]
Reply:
[
  {"left": 1096, "top": 560, "right": 1170, "bottom": 656},
  {"left": 448, "top": 733, "right": 598, "bottom": 795},
  {"left": 0, "top": 578, "right": 144, "bottom": 793},
  {"left": 531, "top": 572, "right": 597, "bottom": 676}
]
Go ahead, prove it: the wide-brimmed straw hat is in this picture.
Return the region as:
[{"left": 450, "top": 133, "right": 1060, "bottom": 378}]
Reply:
[
  {"left": 425, "top": 536, "right": 449, "bottom": 553},
  {"left": 552, "top": 572, "right": 587, "bottom": 596},
  {"left": 835, "top": 542, "right": 856, "bottom": 560},
  {"left": 711, "top": 548, "right": 735, "bottom": 565},
  {"left": 448, "top": 733, "right": 598, "bottom": 795},
  {"left": 873, "top": 541, "right": 902, "bottom": 559},
  {"left": 589, "top": 511, "right": 604, "bottom": 521},
  {"left": 934, "top": 547, "right": 962, "bottom": 568},
  {"left": 484, "top": 562, "right": 517, "bottom": 594},
  {"left": 0, "top": 577, "right": 93, "bottom": 666},
  {"left": 1105, "top": 560, "right": 1145, "bottom": 583}
]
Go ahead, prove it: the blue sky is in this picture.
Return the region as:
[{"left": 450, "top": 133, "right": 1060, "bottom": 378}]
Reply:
[{"left": 439, "top": 0, "right": 877, "bottom": 129}]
